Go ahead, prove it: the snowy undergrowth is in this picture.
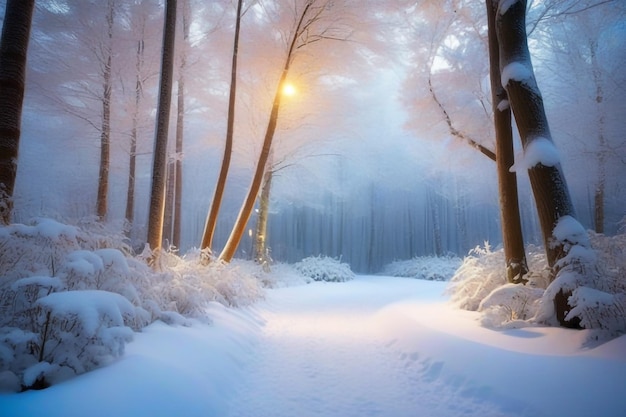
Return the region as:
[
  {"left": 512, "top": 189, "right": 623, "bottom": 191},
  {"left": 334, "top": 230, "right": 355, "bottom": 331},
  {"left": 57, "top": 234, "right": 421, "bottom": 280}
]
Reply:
[
  {"left": 447, "top": 226, "right": 626, "bottom": 343},
  {"left": 380, "top": 255, "right": 462, "bottom": 281},
  {"left": 293, "top": 255, "right": 355, "bottom": 282},
  {"left": 0, "top": 218, "right": 265, "bottom": 392}
]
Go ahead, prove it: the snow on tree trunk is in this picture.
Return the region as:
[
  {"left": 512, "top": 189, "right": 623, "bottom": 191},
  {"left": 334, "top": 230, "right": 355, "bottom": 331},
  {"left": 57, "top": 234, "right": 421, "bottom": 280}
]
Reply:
[
  {"left": 0, "top": 0, "right": 35, "bottom": 225},
  {"left": 496, "top": 0, "right": 585, "bottom": 327},
  {"left": 486, "top": 0, "right": 528, "bottom": 283},
  {"left": 146, "top": 0, "right": 177, "bottom": 262}
]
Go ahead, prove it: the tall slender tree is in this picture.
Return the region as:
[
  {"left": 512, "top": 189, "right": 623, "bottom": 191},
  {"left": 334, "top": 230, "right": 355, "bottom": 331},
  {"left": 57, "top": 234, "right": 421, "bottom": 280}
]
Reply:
[
  {"left": 0, "top": 0, "right": 35, "bottom": 225},
  {"left": 200, "top": 0, "right": 244, "bottom": 257},
  {"left": 146, "top": 0, "right": 177, "bottom": 259},
  {"left": 96, "top": 0, "right": 115, "bottom": 220},
  {"left": 486, "top": 0, "right": 528, "bottom": 283}
]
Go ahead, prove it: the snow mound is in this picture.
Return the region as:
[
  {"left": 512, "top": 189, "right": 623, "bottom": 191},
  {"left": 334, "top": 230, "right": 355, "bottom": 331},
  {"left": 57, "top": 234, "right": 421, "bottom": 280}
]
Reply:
[{"left": 293, "top": 256, "right": 355, "bottom": 282}]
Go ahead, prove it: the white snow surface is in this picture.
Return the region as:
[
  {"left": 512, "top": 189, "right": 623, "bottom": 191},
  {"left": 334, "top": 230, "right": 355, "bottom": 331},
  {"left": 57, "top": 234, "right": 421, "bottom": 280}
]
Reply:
[
  {"left": 2, "top": 276, "right": 625, "bottom": 417},
  {"left": 510, "top": 137, "right": 560, "bottom": 172}
]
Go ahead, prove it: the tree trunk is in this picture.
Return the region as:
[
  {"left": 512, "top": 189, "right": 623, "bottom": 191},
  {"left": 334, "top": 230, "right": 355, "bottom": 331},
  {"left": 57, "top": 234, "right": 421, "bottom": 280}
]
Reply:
[
  {"left": 497, "top": 0, "right": 580, "bottom": 327},
  {"left": 0, "top": 0, "right": 35, "bottom": 224},
  {"left": 146, "top": 0, "right": 177, "bottom": 260},
  {"left": 253, "top": 166, "right": 273, "bottom": 272},
  {"left": 201, "top": 0, "right": 243, "bottom": 255},
  {"left": 96, "top": 0, "right": 115, "bottom": 221},
  {"left": 125, "top": 39, "right": 144, "bottom": 229},
  {"left": 163, "top": 158, "right": 175, "bottom": 244},
  {"left": 590, "top": 39, "right": 606, "bottom": 234},
  {"left": 486, "top": 0, "right": 528, "bottom": 283},
  {"left": 172, "top": 0, "right": 190, "bottom": 250},
  {"left": 497, "top": 0, "right": 576, "bottom": 268},
  {"left": 218, "top": 3, "right": 313, "bottom": 263}
]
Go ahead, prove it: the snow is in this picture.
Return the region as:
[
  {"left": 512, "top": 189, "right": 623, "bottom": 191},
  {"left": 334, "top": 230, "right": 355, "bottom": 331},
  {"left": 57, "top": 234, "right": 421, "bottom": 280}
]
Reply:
[
  {"left": 497, "top": 99, "right": 510, "bottom": 112},
  {"left": 36, "top": 290, "right": 135, "bottom": 334},
  {"left": 2, "top": 276, "right": 625, "bottom": 417},
  {"left": 510, "top": 137, "right": 561, "bottom": 172},
  {"left": 500, "top": 61, "right": 533, "bottom": 88}
]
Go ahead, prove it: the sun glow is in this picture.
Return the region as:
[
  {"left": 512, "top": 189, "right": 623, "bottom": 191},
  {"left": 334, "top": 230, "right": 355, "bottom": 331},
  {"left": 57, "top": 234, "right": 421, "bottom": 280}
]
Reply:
[{"left": 282, "top": 83, "right": 297, "bottom": 96}]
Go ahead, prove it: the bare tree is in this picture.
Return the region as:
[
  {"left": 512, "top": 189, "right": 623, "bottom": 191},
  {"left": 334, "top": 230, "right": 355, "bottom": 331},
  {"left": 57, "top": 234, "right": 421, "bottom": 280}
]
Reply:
[
  {"left": 0, "top": 0, "right": 35, "bottom": 224},
  {"left": 486, "top": 0, "right": 528, "bottom": 283},
  {"left": 200, "top": 0, "right": 244, "bottom": 257},
  {"left": 96, "top": 0, "right": 115, "bottom": 220},
  {"left": 146, "top": 0, "right": 177, "bottom": 260},
  {"left": 219, "top": 0, "right": 351, "bottom": 263}
]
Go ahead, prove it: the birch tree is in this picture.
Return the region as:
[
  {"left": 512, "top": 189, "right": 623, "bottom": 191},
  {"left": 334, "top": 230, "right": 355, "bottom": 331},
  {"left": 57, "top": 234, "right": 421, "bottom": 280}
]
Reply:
[{"left": 0, "top": 0, "right": 35, "bottom": 224}]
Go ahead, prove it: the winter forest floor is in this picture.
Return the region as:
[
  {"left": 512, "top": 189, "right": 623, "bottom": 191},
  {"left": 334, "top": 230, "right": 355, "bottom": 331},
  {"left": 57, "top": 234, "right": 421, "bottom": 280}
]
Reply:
[{"left": 2, "top": 276, "right": 625, "bottom": 417}]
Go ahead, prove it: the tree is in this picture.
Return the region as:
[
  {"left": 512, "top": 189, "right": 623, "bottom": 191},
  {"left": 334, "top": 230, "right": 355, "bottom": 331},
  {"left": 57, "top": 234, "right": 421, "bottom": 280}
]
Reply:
[
  {"left": 96, "top": 0, "right": 116, "bottom": 220},
  {"left": 496, "top": 0, "right": 581, "bottom": 326},
  {"left": 200, "top": 0, "right": 244, "bottom": 257},
  {"left": 219, "top": 0, "right": 352, "bottom": 263},
  {"left": 486, "top": 0, "right": 528, "bottom": 283},
  {"left": 146, "top": 0, "right": 177, "bottom": 259},
  {"left": 0, "top": 0, "right": 35, "bottom": 225}
]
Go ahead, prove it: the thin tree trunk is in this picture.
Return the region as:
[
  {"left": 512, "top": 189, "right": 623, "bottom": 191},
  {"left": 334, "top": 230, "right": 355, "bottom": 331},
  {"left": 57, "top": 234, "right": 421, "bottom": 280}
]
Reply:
[
  {"left": 173, "top": 0, "right": 190, "bottom": 250},
  {"left": 163, "top": 158, "right": 175, "bottom": 244},
  {"left": 201, "top": 0, "right": 243, "bottom": 255},
  {"left": 253, "top": 166, "right": 273, "bottom": 272},
  {"left": 486, "top": 0, "right": 528, "bottom": 283},
  {"left": 96, "top": 0, "right": 115, "bottom": 221},
  {"left": 219, "top": 3, "right": 313, "bottom": 263},
  {"left": 590, "top": 40, "right": 606, "bottom": 234},
  {"left": 126, "top": 39, "right": 144, "bottom": 229},
  {"left": 0, "top": 0, "right": 35, "bottom": 224},
  {"left": 146, "top": 0, "right": 177, "bottom": 260}
]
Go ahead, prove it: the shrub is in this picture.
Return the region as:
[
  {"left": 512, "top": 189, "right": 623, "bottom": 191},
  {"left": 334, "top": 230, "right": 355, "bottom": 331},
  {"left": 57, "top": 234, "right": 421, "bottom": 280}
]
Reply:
[{"left": 293, "top": 256, "right": 355, "bottom": 282}]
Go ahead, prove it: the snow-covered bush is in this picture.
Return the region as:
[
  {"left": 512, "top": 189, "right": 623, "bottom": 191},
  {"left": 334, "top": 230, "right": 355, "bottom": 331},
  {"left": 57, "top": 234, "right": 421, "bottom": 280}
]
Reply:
[
  {"left": 0, "top": 218, "right": 265, "bottom": 392},
  {"left": 448, "top": 224, "right": 626, "bottom": 342},
  {"left": 380, "top": 256, "right": 462, "bottom": 281},
  {"left": 293, "top": 256, "right": 355, "bottom": 282}
]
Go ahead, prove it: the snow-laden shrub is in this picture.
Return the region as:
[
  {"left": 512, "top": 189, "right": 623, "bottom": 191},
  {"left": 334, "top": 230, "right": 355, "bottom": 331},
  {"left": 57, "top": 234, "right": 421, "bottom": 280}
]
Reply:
[
  {"left": 380, "top": 256, "right": 462, "bottom": 281},
  {"left": 293, "top": 256, "right": 355, "bottom": 282},
  {"left": 0, "top": 218, "right": 265, "bottom": 392},
  {"left": 448, "top": 224, "right": 626, "bottom": 342}
]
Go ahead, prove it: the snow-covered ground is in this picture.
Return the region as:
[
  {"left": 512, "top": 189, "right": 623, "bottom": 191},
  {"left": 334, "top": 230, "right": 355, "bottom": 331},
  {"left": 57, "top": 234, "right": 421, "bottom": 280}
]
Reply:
[{"left": 2, "top": 275, "right": 625, "bottom": 417}]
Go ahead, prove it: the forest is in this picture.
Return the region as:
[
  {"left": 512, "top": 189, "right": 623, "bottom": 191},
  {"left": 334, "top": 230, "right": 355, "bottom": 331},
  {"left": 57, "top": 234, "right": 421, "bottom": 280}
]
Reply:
[{"left": 0, "top": 0, "right": 625, "bottom": 401}]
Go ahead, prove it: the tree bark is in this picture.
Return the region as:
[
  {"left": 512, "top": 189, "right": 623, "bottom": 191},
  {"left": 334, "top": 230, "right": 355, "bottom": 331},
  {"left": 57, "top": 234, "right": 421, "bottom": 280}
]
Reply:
[
  {"left": 486, "top": 0, "right": 528, "bottom": 283},
  {"left": 497, "top": 0, "right": 576, "bottom": 269},
  {"left": 0, "top": 0, "right": 35, "bottom": 224},
  {"left": 497, "top": 0, "right": 580, "bottom": 327},
  {"left": 201, "top": 0, "right": 243, "bottom": 255},
  {"left": 146, "top": 0, "right": 177, "bottom": 259},
  {"left": 96, "top": 0, "right": 115, "bottom": 221}
]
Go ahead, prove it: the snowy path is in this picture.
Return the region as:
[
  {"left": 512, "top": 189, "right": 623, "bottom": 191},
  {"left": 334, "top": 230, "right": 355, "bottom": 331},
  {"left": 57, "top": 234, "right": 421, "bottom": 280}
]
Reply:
[{"left": 224, "top": 277, "right": 528, "bottom": 417}]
